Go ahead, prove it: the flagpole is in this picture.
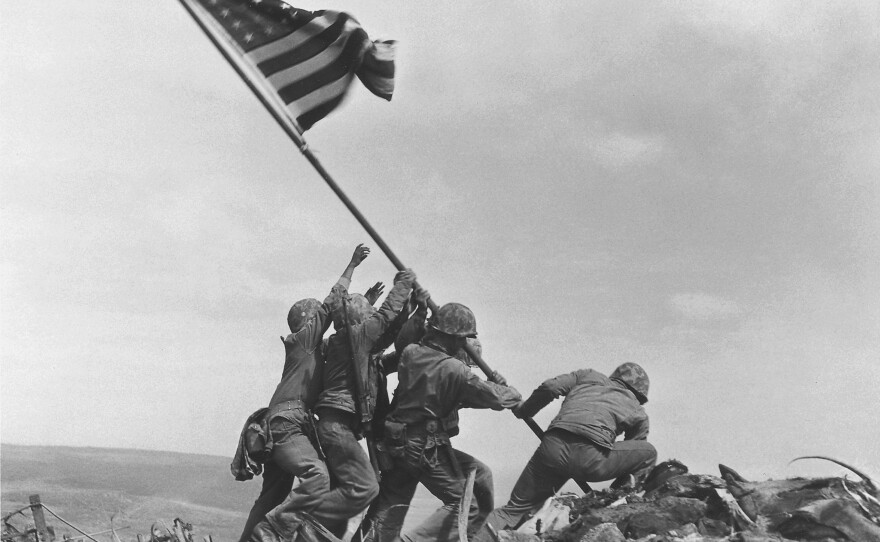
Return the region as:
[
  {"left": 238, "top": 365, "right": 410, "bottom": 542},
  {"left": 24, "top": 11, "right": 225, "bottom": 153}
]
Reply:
[
  {"left": 177, "top": 1, "right": 587, "bottom": 488},
  {"left": 178, "top": 0, "right": 413, "bottom": 273}
]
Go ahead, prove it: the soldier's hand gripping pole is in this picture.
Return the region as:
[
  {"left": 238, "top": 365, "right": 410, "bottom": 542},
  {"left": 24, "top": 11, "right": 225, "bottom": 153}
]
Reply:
[{"left": 461, "top": 342, "right": 543, "bottom": 439}]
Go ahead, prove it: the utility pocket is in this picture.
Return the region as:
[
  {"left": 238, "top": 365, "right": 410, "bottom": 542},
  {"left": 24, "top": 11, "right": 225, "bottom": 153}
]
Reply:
[
  {"left": 245, "top": 418, "right": 271, "bottom": 463},
  {"left": 383, "top": 420, "right": 407, "bottom": 458}
]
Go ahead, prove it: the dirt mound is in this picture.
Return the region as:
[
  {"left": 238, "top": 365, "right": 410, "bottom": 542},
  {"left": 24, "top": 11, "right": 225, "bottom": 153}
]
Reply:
[{"left": 499, "top": 460, "right": 880, "bottom": 542}]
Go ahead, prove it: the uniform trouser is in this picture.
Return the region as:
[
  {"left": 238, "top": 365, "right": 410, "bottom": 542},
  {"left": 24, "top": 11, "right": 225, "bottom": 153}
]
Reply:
[
  {"left": 315, "top": 408, "right": 381, "bottom": 537},
  {"left": 473, "top": 429, "right": 657, "bottom": 542},
  {"left": 238, "top": 461, "right": 294, "bottom": 542},
  {"left": 356, "top": 438, "right": 493, "bottom": 542},
  {"left": 245, "top": 412, "right": 332, "bottom": 542}
]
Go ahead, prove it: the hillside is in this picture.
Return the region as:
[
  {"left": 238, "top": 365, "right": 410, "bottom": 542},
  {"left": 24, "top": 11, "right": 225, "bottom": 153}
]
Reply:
[
  {"left": 1, "top": 444, "right": 256, "bottom": 542},
  {"left": 0, "top": 444, "right": 475, "bottom": 542}
]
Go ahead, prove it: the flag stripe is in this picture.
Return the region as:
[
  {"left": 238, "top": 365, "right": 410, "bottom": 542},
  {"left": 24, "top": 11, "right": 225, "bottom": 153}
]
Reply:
[
  {"left": 356, "top": 41, "right": 395, "bottom": 99},
  {"left": 265, "top": 20, "right": 355, "bottom": 92},
  {"left": 295, "top": 94, "right": 347, "bottom": 131},
  {"left": 276, "top": 28, "right": 368, "bottom": 105},
  {"left": 192, "top": 0, "right": 394, "bottom": 131},
  {"left": 246, "top": 11, "right": 341, "bottom": 65},
  {"left": 289, "top": 72, "right": 355, "bottom": 122},
  {"left": 256, "top": 13, "right": 350, "bottom": 77}
]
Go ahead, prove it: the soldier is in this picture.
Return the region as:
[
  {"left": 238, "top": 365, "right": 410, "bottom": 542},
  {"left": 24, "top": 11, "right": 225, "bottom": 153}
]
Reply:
[
  {"left": 312, "top": 268, "right": 418, "bottom": 536},
  {"left": 242, "top": 244, "right": 371, "bottom": 542},
  {"left": 474, "top": 363, "right": 657, "bottom": 542},
  {"left": 359, "top": 303, "right": 522, "bottom": 542}
]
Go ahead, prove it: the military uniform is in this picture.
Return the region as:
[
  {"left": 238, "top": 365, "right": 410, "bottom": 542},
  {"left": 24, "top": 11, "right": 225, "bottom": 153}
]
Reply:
[
  {"left": 474, "top": 368, "right": 657, "bottom": 542},
  {"left": 359, "top": 340, "right": 522, "bottom": 542},
  {"left": 313, "top": 276, "right": 414, "bottom": 536},
  {"left": 243, "top": 279, "right": 348, "bottom": 542}
]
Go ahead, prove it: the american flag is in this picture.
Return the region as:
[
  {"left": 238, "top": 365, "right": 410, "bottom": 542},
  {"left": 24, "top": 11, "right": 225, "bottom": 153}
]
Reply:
[{"left": 189, "top": 0, "right": 395, "bottom": 130}]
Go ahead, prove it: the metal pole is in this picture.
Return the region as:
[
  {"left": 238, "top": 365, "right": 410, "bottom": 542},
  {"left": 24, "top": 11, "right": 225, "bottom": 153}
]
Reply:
[
  {"left": 177, "top": 0, "right": 413, "bottom": 275},
  {"left": 179, "top": 0, "right": 591, "bottom": 494}
]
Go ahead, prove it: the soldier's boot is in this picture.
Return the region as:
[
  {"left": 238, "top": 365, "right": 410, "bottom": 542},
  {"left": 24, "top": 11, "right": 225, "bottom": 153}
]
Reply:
[
  {"left": 249, "top": 521, "right": 285, "bottom": 542},
  {"left": 250, "top": 516, "right": 306, "bottom": 542}
]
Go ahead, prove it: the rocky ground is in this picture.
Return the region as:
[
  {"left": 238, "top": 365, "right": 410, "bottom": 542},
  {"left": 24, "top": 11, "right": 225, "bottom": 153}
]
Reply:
[{"left": 493, "top": 459, "right": 880, "bottom": 542}]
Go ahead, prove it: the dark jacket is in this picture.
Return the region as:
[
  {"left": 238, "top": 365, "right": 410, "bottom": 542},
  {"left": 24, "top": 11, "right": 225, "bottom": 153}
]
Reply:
[
  {"left": 388, "top": 341, "right": 522, "bottom": 433},
  {"left": 269, "top": 279, "right": 346, "bottom": 409},
  {"left": 517, "top": 369, "right": 649, "bottom": 449},
  {"left": 316, "top": 280, "right": 412, "bottom": 417}
]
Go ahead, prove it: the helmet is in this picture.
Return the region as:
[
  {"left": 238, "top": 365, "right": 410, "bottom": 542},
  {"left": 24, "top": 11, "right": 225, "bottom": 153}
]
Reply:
[
  {"left": 288, "top": 298, "right": 322, "bottom": 333},
  {"left": 332, "top": 293, "right": 377, "bottom": 329},
  {"left": 429, "top": 303, "right": 477, "bottom": 338},
  {"left": 454, "top": 338, "right": 482, "bottom": 366},
  {"left": 610, "top": 362, "right": 649, "bottom": 404}
]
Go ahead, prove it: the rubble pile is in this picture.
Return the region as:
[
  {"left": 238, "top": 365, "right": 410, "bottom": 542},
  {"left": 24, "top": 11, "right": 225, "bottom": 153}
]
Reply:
[{"left": 499, "top": 459, "right": 880, "bottom": 542}]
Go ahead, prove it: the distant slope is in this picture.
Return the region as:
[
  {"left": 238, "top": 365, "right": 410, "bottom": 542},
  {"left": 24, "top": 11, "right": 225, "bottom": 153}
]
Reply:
[
  {"left": 1, "top": 444, "right": 258, "bottom": 542},
  {"left": 1, "top": 443, "right": 529, "bottom": 542}
]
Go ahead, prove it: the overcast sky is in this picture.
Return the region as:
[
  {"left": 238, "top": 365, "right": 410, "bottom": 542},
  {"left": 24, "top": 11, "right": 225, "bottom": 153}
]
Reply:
[{"left": 2, "top": 0, "right": 879, "bottom": 489}]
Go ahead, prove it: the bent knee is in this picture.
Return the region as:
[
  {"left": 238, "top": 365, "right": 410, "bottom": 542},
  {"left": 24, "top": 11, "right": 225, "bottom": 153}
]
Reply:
[
  {"left": 473, "top": 461, "right": 494, "bottom": 486},
  {"left": 341, "top": 478, "right": 379, "bottom": 511},
  {"left": 362, "top": 481, "right": 380, "bottom": 505},
  {"left": 643, "top": 442, "right": 658, "bottom": 461}
]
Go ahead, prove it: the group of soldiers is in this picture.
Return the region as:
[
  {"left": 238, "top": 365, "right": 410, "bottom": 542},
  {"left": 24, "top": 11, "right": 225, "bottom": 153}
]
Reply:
[{"left": 233, "top": 245, "right": 658, "bottom": 542}]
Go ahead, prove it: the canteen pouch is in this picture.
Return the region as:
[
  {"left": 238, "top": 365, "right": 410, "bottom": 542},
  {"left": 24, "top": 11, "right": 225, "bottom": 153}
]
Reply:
[
  {"left": 245, "top": 419, "right": 271, "bottom": 463},
  {"left": 383, "top": 420, "right": 407, "bottom": 458}
]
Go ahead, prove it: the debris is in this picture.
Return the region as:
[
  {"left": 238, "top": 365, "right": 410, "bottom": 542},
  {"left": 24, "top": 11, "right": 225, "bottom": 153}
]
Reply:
[
  {"left": 575, "top": 523, "right": 625, "bottom": 542},
  {"left": 517, "top": 495, "right": 573, "bottom": 535},
  {"left": 790, "top": 456, "right": 879, "bottom": 497},
  {"left": 509, "top": 458, "right": 880, "bottom": 541}
]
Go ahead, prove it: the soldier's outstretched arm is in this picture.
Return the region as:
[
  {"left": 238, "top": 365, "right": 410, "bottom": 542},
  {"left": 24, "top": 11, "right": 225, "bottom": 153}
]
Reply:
[
  {"left": 303, "top": 244, "right": 373, "bottom": 347},
  {"left": 459, "top": 371, "right": 522, "bottom": 411},
  {"left": 341, "top": 243, "right": 370, "bottom": 285},
  {"left": 514, "top": 371, "right": 582, "bottom": 418},
  {"left": 364, "top": 268, "right": 416, "bottom": 341}
]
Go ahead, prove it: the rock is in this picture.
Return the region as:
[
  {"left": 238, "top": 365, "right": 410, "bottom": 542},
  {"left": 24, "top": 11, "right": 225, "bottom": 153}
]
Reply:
[
  {"left": 577, "top": 523, "right": 625, "bottom": 542},
  {"left": 643, "top": 460, "right": 690, "bottom": 493},
  {"left": 696, "top": 517, "right": 730, "bottom": 537},
  {"left": 646, "top": 474, "right": 727, "bottom": 501},
  {"left": 497, "top": 530, "right": 540, "bottom": 542},
  {"left": 723, "top": 475, "right": 851, "bottom": 529},
  {"left": 777, "top": 498, "right": 880, "bottom": 541}
]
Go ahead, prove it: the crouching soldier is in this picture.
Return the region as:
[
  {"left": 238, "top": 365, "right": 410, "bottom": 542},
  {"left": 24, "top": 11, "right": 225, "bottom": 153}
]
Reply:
[
  {"left": 474, "top": 363, "right": 657, "bottom": 542},
  {"left": 312, "top": 268, "right": 418, "bottom": 536},
  {"left": 241, "top": 244, "right": 371, "bottom": 542},
  {"left": 358, "top": 303, "right": 522, "bottom": 542}
]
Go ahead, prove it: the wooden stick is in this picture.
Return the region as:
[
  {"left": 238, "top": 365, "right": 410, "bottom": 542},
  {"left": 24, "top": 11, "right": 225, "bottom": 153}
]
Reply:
[{"left": 457, "top": 469, "right": 477, "bottom": 542}]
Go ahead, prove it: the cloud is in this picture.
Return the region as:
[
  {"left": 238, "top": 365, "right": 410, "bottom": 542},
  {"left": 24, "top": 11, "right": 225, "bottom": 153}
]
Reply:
[
  {"left": 587, "top": 132, "right": 666, "bottom": 170},
  {"left": 670, "top": 292, "right": 742, "bottom": 320}
]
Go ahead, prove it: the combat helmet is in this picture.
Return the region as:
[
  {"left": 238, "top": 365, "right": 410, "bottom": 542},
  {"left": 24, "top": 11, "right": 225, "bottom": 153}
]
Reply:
[
  {"left": 610, "top": 362, "right": 650, "bottom": 404},
  {"left": 288, "top": 298, "right": 322, "bottom": 333},
  {"left": 332, "top": 293, "right": 376, "bottom": 329},
  {"left": 429, "top": 303, "right": 477, "bottom": 338}
]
